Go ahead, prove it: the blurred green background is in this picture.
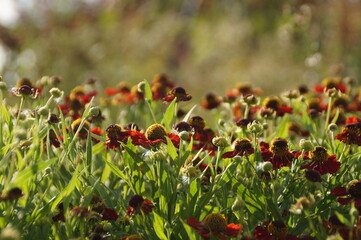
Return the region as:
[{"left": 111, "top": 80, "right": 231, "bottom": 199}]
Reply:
[{"left": 0, "top": 0, "right": 361, "bottom": 96}]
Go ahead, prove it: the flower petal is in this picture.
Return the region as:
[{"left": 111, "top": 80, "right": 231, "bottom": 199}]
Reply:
[{"left": 331, "top": 187, "right": 348, "bottom": 196}]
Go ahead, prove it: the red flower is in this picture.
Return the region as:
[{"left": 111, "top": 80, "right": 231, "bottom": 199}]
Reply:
[
  {"left": 192, "top": 128, "right": 218, "bottom": 155},
  {"left": 314, "top": 77, "right": 346, "bottom": 93},
  {"left": 222, "top": 138, "right": 254, "bottom": 158},
  {"left": 90, "top": 127, "right": 103, "bottom": 143},
  {"left": 101, "top": 207, "right": 118, "bottom": 221},
  {"left": 187, "top": 213, "right": 243, "bottom": 240},
  {"left": 128, "top": 124, "right": 180, "bottom": 148},
  {"left": 345, "top": 116, "right": 361, "bottom": 124},
  {"left": 261, "top": 138, "right": 295, "bottom": 169},
  {"left": 105, "top": 124, "right": 130, "bottom": 149},
  {"left": 254, "top": 221, "right": 298, "bottom": 240},
  {"left": 126, "top": 195, "right": 154, "bottom": 216},
  {"left": 163, "top": 87, "right": 192, "bottom": 102},
  {"left": 332, "top": 180, "right": 361, "bottom": 211},
  {"left": 201, "top": 93, "right": 222, "bottom": 110},
  {"left": 299, "top": 147, "right": 340, "bottom": 175},
  {"left": 335, "top": 122, "right": 361, "bottom": 145}
]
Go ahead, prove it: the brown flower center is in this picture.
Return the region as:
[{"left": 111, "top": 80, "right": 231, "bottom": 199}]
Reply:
[
  {"left": 234, "top": 138, "right": 252, "bottom": 152},
  {"left": 267, "top": 221, "right": 288, "bottom": 238},
  {"left": 348, "top": 180, "right": 361, "bottom": 198},
  {"left": 270, "top": 138, "right": 289, "bottom": 156},
  {"left": 309, "top": 147, "right": 329, "bottom": 163},
  {"left": 344, "top": 123, "right": 361, "bottom": 136},
  {"left": 170, "top": 87, "right": 187, "bottom": 97},
  {"left": 71, "top": 119, "right": 90, "bottom": 135},
  {"left": 145, "top": 124, "right": 167, "bottom": 141},
  {"left": 106, "top": 124, "right": 123, "bottom": 139},
  {"left": 203, "top": 213, "right": 227, "bottom": 232},
  {"left": 263, "top": 97, "right": 282, "bottom": 110},
  {"left": 129, "top": 195, "right": 144, "bottom": 209},
  {"left": 188, "top": 116, "right": 205, "bottom": 130}
]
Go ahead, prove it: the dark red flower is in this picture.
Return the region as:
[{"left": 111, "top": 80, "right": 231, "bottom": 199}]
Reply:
[
  {"left": 187, "top": 213, "right": 243, "bottom": 240},
  {"left": 105, "top": 124, "right": 130, "bottom": 149},
  {"left": 314, "top": 77, "right": 346, "bottom": 93},
  {"left": 163, "top": 87, "right": 192, "bottom": 102},
  {"left": 71, "top": 118, "right": 91, "bottom": 139},
  {"left": 222, "top": 138, "right": 254, "bottom": 158},
  {"left": 332, "top": 180, "right": 361, "bottom": 211},
  {"left": 261, "top": 138, "right": 295, "bottom": 169},
  {"left": 0, "top": 187, "right": 23, "bottom": 201},
  {"left": 299, "top": 147, "right": 340, "bottom": 175},
  {"left": 262, "top": 97, "right": 293, "bottom": 117},
  {"left": 52, "top": 203, "right": 65, "bottom": 222},
  {"left": 201, "top": 93, "right": 222, "bottom": 110},
  {"left": 101, "top": 208, "right": 118, "bottom": 221},
  {"left": 121, "top": 235, "right": 143, "bottom": 240},
  {"left": 254, "top": 221, "right": 298, "bottom": 240},
  {"left": 335, "top": 122, "right": 361, "bottom": 145},
  {"left": 126, "top": 195, "right": 154, "bottom": 216},
  {"left": 127, "top": 124, "right": 180, "bottom": 148}
]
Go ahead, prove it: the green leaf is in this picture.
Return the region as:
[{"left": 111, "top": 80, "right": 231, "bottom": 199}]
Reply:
[
  {"left": 51, "top": 165, "right": 80, "bottom": 211},
  {"left": 162, "top": 97, "right": 176, "bottom": 131},
  {"left": 11, "top": 158, "right": 56, "bottom": 188},
  {"left": 86, "top": 130, "right": 92, "bottom": 173},
  {"left": 144, "top": 79, "right": 153, "bottom": 101},
  {"left": 153, "top": 211, "right": 168, "bottom": 240},
  {"left": 181, "top": 219, "right": 199, "bottom": 239},
  {"left": 166, "top": 137, "right": 178, "bottom": 160},
  {"left": 104, "top": 159, "right": 127, "bottom": 180},
  {"left": 277, "top": 114, "right": 289, "bottom": 139}
]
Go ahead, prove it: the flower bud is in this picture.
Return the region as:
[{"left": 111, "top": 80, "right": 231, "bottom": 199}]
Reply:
[
  {"left": 349, "top": 207, "right": 359, "bottom": 218},
  {"left": 179, "top": 131, "right": 190, "bottom": 141},
  {"left": 49, "top": 88, "right": 63, "bottom": 98},
  {"left": 325, "top": 88, "right": 340, "bottom": 98},
  {"left": 231, "top": 196, "right": 244, "bottom": 211},
  {"left": 0, "top": 81, "right": 7, "bottom": 91},
  {"left": 328, "top": 123, "right": 338, "bottom": 132},
  {"left": 14, "top": 129, "right": 27, "bottom": 141},
  {"left": 262, "top": 162, "right": 273, "bottom": 172},
  {"left": 37, "top": 106, "right": 49, "bottom": 116},
  {"left": 212, "top": 137, "right": 229, "bottom": 148},
  {"left": 103, "top": 222, "right": 112, "bottom": 231},
  {"left": 137, "top": 81, "right": 146, "bottom": 93},
  {"left": 89, "top": 107, "right": 100, "bottom": 117},
  {"left": 299, "top": 139, "right": 313, "bottom": 151},
  {"left": 243, "top": 94, "right": 258, "bottom": 105},
  {"left": 247, "top": 121, "right": 263, "bottom": 134},
  {"left": 233, "top": 156, "right": 242, "bottom": 163},
  {"left": 182, "top": 166, "right": 200, "bottom": 178}
]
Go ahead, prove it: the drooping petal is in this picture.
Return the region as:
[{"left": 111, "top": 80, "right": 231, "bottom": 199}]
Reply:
[
  {"left": 337, "top": 197, "right": 353, "bottom": 205},
  {"left": 331, "top": 187, "right": 348, "bottom": 196}
]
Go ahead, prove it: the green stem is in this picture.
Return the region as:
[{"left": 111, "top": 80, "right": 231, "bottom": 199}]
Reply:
[{"left": 324, "top": 96, "right": 333, "bottom": 131}]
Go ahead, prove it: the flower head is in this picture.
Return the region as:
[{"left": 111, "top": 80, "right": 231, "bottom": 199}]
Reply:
[
  {"left": 254, "top": 221, "right": 298, "bottom": 240},
  {"left": 121, "top": 235, "right": 143, "bottom": 240},
  {"left": 145, "top": 124, "right": 167, "bottom": 141},
  {"left": 163, "top": 86, "right": 192, "bottom": 102},
  {"left": 299, "top": 146, "right": 340, "bottom": 175},
  {"left": 126, "top": 195, "right": 155, "bottom": 216},
  {"left": 335, "top": 122, "right": 361, "bottom": 145},
  {"left": 261, "top": 138, "right": 295, "bottom": 169},
  {"left": 71, "top": 119, "right": 90, "bottom": 139},
  {"left": 187, "top": 213, "right": 243, "bottom": 240},
  {"left": 201, "top": 93, "right": 221, "bottom": 109},
  {"left": 188, "top": 116, "right": 206, "bottom": 131},
  {"left": 105, "top": 124, "right": 129, "bottom": 149},
  {"left": 222, "top": 138, "right": 254, "bottom": 158},
  {"left": 332, "top": 180, "right": 361, "bottom": 211}
]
